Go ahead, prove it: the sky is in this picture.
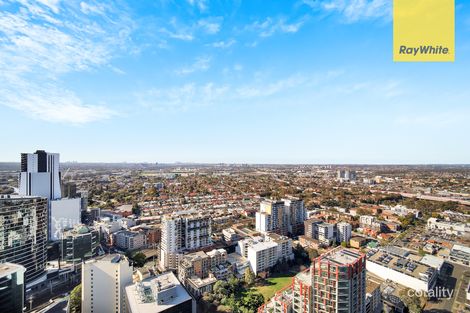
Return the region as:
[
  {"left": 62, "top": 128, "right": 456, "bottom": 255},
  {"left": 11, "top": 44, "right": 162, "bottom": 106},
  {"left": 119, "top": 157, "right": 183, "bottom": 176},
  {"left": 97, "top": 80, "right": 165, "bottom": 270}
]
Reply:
[{"left": 0, "top": 0, "right": 470, "bottom": 164}]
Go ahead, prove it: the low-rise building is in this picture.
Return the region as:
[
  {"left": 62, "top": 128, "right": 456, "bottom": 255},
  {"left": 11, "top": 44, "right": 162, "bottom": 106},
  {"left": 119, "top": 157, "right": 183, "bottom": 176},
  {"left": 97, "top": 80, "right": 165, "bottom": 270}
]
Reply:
[
  {"left": 124, "top": 271, "right": 196, "bottom": 313},
  {"left": 61, "top": 225, "right": 100, "bottom": 262},
  {"left": 114, "top": 230, "right": 146, "bottom": 251},
  {"left": 449, "top": 244, "right": 470, "bottom": 266},
  {"left": 366, "top": 248, "right": 437, "bottom": 292},
  {"left": 427, "top": 218, "right": 470, "bottom": 235}
]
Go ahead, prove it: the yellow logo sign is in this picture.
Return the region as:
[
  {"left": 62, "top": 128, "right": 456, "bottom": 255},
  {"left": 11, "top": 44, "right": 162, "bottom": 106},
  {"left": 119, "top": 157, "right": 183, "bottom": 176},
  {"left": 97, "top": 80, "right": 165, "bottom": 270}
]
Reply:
[{"left": 393, "top": 0, "right": 455, "bottom": 62}]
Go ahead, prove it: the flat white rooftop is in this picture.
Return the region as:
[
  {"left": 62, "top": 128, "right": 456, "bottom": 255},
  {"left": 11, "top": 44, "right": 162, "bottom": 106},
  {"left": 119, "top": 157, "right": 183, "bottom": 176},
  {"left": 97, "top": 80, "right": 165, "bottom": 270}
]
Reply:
[{"left": 125, "top": 272, "right": 192, "bottom": 313}]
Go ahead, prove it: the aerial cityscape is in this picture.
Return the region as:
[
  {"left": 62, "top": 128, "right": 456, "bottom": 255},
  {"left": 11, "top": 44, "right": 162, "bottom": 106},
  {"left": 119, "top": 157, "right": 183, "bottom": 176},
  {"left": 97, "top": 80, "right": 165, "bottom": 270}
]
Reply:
[{"left": 1, "top": 1, "right": 469, "bottom": 313}]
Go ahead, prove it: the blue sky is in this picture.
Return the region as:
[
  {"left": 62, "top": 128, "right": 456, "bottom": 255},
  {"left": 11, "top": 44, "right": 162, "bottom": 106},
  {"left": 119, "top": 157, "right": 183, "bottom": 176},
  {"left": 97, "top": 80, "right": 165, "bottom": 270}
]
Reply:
[{"left": 1, "top": 0, "right": 469, "bottom": 163}]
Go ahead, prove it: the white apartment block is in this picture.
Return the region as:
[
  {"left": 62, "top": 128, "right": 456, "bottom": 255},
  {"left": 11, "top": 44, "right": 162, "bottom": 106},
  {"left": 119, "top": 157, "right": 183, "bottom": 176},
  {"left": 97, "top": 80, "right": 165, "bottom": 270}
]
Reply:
[
  {"left": 360, "top": 215, "right": 376, "bottom": 227},
  {"left": 318, "top": 222, "right": 336, "bottom": 246},
  {"left": 336, "top": 222, "right": 352, "bottom": 244},
  {"left": 237, "top": 234, "right": 293, "bottom": 274},
  {"left": 114, "top": 231, "right": 146, "bottom": 251},
  {"left": 160, "top": 213, "right": 212, "bottom": 270},
  {"left": 82, "top": 254, "right": 133, "bottom": 313},
  {"left": 427, "top": 218, "right": 470, "bottom": 235},
  {"left": 247, "top": 241, "right": 278, "bottom": 275},
  {"left": 256, "top": 198, "right": 306, "bottom": 236}
]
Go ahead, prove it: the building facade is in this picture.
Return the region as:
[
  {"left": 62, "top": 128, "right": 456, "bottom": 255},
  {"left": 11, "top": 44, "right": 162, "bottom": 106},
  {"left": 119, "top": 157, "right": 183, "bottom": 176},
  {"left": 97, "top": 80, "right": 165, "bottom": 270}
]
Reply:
[
  {"left": 0, "top": 195, "right": 48, "bottom": 283},
  {"left": 61, "top": 225, "right": 100, "bottom": 262},
  {"left": 160, "top": 213, "right": 212, "bottom": 270},
  {"left": 81, "top": 254, "right": 133, "bottom": 313},
  {"left": 0, "top": 263, "right": 26, "bottom": 313},
  {"left": 125, "top": 271, "right": 195, "bottom": 313}
]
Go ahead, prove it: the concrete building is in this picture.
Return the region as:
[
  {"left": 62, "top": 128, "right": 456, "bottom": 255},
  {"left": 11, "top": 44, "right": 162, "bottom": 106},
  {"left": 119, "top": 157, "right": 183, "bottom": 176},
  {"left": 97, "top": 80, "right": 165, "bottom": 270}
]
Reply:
[
  {"left": 337, "top": 222, "right": 352, "bottom": 244},
  {"left": 81, "top": 254, "right": 133, "bottom": 313},
  {"left": 0, "top": 195, "right": 48, "bottom": 284},
  {"left": 304, "top": 219, "right": 323, "bottom": 240},
  {"left": 237, "top": 234, "right": 293, "bottom": 275},
  {"left": 317, "top": 222, "right": 336, "bottom": 246},
  {"left": 449, "top": 244, "right": 470, "bottom": 266},
  {"left": 125, "top": 271, "right": 195, "bottom": 313},
  {"left": 258, "top": 248, "right": 366, "bottom": 313},
  {"left": 366, "top": 279, "right": 382, "bottom": 313},
  {"left": 50, "top": 197, "right": 82, "bottom": 241},
  {"left": 310, "top": 248, "right": 366, "bottom": 312},
  {"left": 366, "top": 248, "right": 437, "bottom": 292},
  {"left": 283, "top": 197, "right": 306, "bottom": 235},
  {"left": 18, "top": 150, "right": 82, "bottom": 241},
  {"left": 61, "top": 225, "right": 100, "bottom": 262},
  {"left": 0, "top": 263, "right": 26, "bottom": 313},
  {"left": 114, "top": 230, "right": 146, "bottom": 251},
  {"left": 256, "top": 199, "right": 287, "bottom": 235},
  {"left": 427, "top": 218, "right": 470, "bottom": 235},
  {"left": 19, "top": 150, "right": 61, "bottom": 200},
  {"left": 160, "top": 213, "right": 212, "bottom": 270}
]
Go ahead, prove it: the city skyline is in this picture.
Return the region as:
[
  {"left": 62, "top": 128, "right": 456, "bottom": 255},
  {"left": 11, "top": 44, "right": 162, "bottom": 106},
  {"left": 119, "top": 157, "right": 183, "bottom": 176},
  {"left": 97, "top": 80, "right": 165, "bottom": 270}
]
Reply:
[{"left": 1, "top": 0, "right": 470, "bottom": 164}]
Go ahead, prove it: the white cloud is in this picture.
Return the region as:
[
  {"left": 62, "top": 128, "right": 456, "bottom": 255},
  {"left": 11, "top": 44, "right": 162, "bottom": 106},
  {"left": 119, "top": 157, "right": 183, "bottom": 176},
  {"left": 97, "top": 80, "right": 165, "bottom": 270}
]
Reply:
[
  {"left": 0, "top": 0, "right": 134, "bottom": 123},
  {"left": 0, "top": 78, "right": 115, "bottom": 124},
  {"left": 302, "top": 0, "right": 391, "bottom": 23},
  {"left": 137, "top": 71, "right": 341, "bottom": 111},
  {"left": 247, "top": 17, "right": 306, "bottom": 38},
  {"left": 197, "top": 18, "right": 221, "bottom": 34},
  {"left": 186, "top": 0, "right": 208, "bottom": 12},
  {"left": 211, "top": 39, "right": 236, "bottom": 48},
  {"left": 175, "top": 56, "right": 211, "bottom": 75}
]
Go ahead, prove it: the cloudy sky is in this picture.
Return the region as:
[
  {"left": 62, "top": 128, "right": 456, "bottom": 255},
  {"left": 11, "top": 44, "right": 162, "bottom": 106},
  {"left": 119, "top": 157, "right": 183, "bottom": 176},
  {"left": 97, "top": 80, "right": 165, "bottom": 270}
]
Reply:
[{"left": 1, "top": 0, "right": 469, "bottom": 163}]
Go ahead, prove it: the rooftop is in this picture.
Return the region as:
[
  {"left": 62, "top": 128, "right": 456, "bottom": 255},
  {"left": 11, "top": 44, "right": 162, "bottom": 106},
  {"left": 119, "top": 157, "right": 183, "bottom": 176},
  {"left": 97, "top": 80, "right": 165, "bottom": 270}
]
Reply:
[
  {"left": 0, "top": 263, "right": 26, "bottom": 278},
  {"left": 320, "top": 248, "right": 363, "bottom": 266},
  {"left": 125, "top": 272, "right": 192, "bottom": 313}
]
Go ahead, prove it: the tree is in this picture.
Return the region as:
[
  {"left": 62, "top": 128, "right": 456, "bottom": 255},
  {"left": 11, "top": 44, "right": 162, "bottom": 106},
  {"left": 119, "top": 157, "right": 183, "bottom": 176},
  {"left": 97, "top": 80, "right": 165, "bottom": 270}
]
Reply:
[
  {"left": 399, "top": 288, "right": 424, "bottom": 313},
  {"left": 241, "top": 293, "right": 264, "bottom": 312},
  {"left": 244, "top": 267, "right": 255, "bottom": 286},
  {"left": 341, "top": 241, "right": 348, "bottom": 248},
  {"left": 132, "top": 252, "right": 147, "bottom": 268},
  {"left": 69, "top": 284, "right": 81, "bottom": 313},
  {"left": 132, "top": 203, "right": 141, "bottom": 215}
]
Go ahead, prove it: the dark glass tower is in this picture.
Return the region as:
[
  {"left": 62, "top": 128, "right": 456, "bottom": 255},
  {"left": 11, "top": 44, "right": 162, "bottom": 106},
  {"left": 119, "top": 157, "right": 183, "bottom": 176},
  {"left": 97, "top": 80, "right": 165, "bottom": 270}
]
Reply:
[{"left": 0, "top": 195, "right": 48, "bottom": 283}]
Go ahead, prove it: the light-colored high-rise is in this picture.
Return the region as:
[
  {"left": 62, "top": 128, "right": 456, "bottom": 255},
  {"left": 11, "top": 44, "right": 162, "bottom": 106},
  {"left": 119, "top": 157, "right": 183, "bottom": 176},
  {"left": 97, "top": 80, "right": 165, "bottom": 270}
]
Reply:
[
  {"left": 336, "top": 222, "right": 352, "bottom": 244},
  {"left": 18, "top": 150, "right": 81, "bottom": 241},
  {"left": 19, "top": 150, "right": 61, "bottom": 200},
  {"left": 81, "top": 254, "right": 133, "bottom": 313},
  {"left": 256, "top": 198, "right": 306, "bottom": 236},
  {"left": 160, "top": 213, "right": 212, "bottom": 270}
]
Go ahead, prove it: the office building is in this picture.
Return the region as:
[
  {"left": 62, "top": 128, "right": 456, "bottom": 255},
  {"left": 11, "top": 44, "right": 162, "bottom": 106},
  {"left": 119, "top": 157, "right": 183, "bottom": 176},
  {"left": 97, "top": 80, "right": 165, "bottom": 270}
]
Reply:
[
  {"left": 337, "top": 222, "right": 352, "bottom": 244},
  {"left": 337, "top": 169, "right": 357, "bottom": 182},
  {"left": 160, "top": 213, "right": 212, "bottom": 270},
  {"left": 82, "top": 254, "right": 133, "bottom": 313},
  {"left": 449, "top": 244, "right": 470, "bottom": 266},
  {"left": 50, "top": 197, "right": 82, "bottom": 241},
  {"left": 0, "top": 263, "right": 26, "bottom": 313},
  {"left": 61, "top": 225, "right": 100, "bottom": 262},
  {"left": 427, "top": 218, "right": 470, "bottom": 235},
  {"left": 18, "top": 150, "right": 82, "bottom": 241},
  {"left": 0, "top": 195, "right": 48, "bottom": 283},
  {"left": 125, "top": 271, "right": 195, "bottom": 313},
  {"left": 19, "top": 150, "right": 61, "bottom": 200}
]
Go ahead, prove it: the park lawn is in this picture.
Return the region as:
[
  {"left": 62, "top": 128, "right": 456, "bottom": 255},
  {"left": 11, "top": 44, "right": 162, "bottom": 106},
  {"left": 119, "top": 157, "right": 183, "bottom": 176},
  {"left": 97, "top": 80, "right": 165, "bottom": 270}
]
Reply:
[{"left": 251, "top": 273, "right": 296, "bottom": 302}]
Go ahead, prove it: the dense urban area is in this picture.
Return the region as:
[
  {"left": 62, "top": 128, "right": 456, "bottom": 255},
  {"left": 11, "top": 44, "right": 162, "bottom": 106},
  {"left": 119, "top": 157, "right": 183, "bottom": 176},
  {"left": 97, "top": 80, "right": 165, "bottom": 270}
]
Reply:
[{"left": 1, "top": 151, "right": 470, "bottom": 313}]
